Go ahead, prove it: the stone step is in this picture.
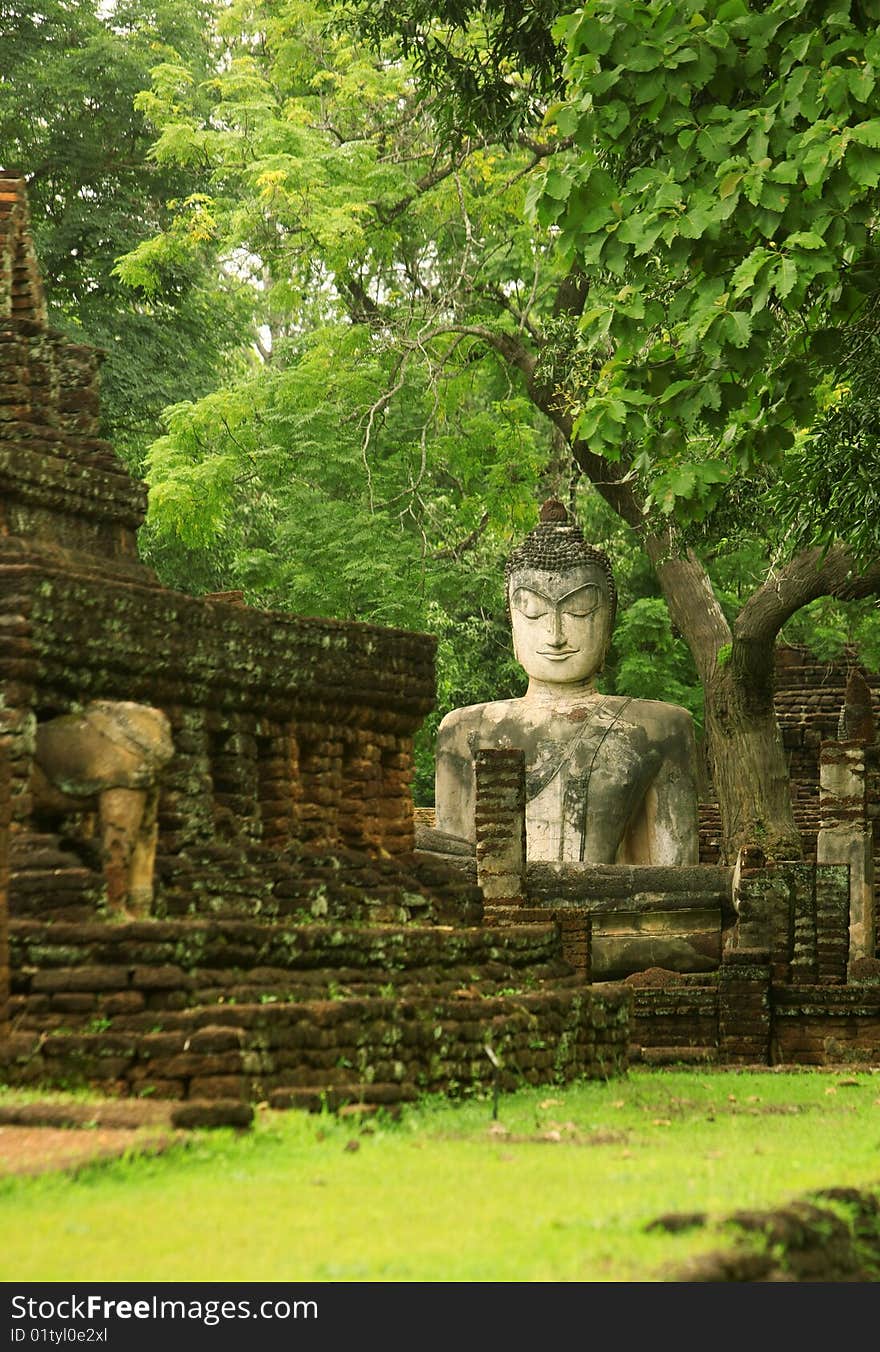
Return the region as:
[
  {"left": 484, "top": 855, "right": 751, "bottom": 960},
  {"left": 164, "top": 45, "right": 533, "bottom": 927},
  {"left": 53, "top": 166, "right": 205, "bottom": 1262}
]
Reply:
[
  {"left": 9, "top": 864, "right": 106, "bottom": 922},
  {"left": 8, "top": 914, "right": 573, "bottom": 1032},
  {"left": 0, "top": 982, "right": 631, "bottom": 1108},
  {"left": 268, "top": 1082, "right": 417, "bottom": 1113},
  {"left": 0, "top": 1096, "right": 253, "bottom": 1130}
]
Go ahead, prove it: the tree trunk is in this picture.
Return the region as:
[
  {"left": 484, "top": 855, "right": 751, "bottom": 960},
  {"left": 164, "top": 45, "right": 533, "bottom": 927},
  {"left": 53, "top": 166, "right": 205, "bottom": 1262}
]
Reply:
[
  {"left": 703, "top": 663, "right": 803, "bottom": 862},
  {"left": 644, "top": 533, "right": 803, "bottom": 863}
]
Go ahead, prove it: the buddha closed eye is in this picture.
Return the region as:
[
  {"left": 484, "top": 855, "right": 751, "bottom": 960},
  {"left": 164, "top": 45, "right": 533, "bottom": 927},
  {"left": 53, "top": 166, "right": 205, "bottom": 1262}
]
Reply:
[{"left": 511, "top": 584, "right": 603, "bottom": 622}]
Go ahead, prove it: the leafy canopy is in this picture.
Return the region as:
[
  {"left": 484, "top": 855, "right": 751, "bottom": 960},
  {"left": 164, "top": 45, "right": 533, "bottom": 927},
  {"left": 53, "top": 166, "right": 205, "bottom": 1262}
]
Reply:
[
  {"left": 0, "top": 0, "right": 251, "bottom": 469},
  {"left": 341, "top": 0, "right": 568, "bottom": 139},
  {"left": 528, "top": 0, "right": 880, "bottom": 528}
]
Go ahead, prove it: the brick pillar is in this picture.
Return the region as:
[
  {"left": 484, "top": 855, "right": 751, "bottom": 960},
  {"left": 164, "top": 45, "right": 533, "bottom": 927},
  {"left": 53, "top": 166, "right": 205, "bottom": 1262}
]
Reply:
[
  {"left": 730, "top": 851, "right": 794, "bottom": 984},
  {"left": 814, "top": 863, "right": 851, "bottom": 984},
  {"left": 718, "top": 949, "right": 771, "bottom": 1065},
  {"left": 817, "top": 740, "right": 874, "bottom": 972},
  {"left": 553, "top": 909, "right": 591, "bottom": 981},
  {"left": 474, "top": 749, "right": 527, "bottom": 905},
  {"left": 788, "top": 863, "right": 819, "bottom": 983}
]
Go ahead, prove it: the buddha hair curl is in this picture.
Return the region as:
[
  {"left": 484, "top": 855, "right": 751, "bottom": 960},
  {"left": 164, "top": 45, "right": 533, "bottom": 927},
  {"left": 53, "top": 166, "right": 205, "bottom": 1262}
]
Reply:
[{"left": 504, "top": 499, "right": 618, "bottom": 628}]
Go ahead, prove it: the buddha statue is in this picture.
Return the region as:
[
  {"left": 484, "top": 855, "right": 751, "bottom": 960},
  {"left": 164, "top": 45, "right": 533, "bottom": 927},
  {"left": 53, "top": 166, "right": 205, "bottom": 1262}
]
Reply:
[{"left": 434, "top": 500, "right": 700, "bottom": 865}]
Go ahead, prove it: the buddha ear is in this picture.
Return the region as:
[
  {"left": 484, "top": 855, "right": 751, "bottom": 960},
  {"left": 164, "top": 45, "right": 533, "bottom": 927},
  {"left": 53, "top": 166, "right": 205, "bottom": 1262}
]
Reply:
[{"left": 510, "top": 624, "right": 522, "bottom": 664}]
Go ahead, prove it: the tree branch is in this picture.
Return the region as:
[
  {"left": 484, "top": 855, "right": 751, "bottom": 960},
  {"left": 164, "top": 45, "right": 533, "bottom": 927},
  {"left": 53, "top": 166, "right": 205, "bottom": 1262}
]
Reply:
[
  {"left": 370, "top": 149, "right": 469, "bottom": 225},
  {"left": 467, "top": 280, "right": 542, "bottom": 341},
  {"left": 737, "top": 544, "right": 880, "bottom": 645},
  {"left": 432, "top": 511, "right": 491, "bottom": 560},
  {"left": 645, "top": 532, "right": 733, "bottom": 686},
  {"left": 730, "top": 544, "right": 880, "bottom": 702}
]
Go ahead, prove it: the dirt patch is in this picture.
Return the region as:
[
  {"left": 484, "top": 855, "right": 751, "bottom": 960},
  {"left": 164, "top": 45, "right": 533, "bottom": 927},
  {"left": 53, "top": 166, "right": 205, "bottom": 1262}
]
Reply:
[
  {"left": 661, "top": 1188, "right": 880, "bottom": 1282},
  {"left": 0, "top": 1124, "right": 182, "bottom": 1179},
  {"left": 0, "top": 1096, "right": 253, "bottom": 1178},
  {"left": 486, "top": 1120, "right": 629, "bottom": 1146}
]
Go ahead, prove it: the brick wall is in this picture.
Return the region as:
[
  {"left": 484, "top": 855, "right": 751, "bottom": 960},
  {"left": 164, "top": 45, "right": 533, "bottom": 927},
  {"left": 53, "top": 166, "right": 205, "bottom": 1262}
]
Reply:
[
  {"left": 0, "top": 174, "right": 635, "bottom": 1108},
  {"left": 2, "top": 984, "right": 631, "bottom": 1105},
  {"left": 628, "top": 975, "right": 880, "bottom": 1069}
]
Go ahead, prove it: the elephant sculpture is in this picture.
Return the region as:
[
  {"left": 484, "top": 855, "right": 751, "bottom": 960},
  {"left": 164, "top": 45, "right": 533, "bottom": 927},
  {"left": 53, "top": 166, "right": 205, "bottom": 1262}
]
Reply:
[{"left": 29, "top": 700, "right": 175, "bottom": 917}]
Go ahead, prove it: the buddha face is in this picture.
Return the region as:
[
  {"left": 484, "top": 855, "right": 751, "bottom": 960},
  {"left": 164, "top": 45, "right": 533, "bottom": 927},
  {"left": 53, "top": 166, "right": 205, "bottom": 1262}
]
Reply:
[{"left": 508, "top": 563, "right": 612, "bottom": 686}]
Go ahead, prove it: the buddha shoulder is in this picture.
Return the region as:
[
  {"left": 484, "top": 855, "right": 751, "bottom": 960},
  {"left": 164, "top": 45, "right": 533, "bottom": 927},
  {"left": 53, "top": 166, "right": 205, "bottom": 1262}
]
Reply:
[
  {"left": 612, "top": 695, "right": 696, "bottom": 742},
  {"left": 436, "top": 699, "right": 523, "bottom": 747}
]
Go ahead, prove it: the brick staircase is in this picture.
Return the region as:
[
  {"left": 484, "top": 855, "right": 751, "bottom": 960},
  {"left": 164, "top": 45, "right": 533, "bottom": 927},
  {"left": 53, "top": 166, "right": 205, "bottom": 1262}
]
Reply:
[{"left": 4, "top": 831, "right": 626, "bottom": 1110}]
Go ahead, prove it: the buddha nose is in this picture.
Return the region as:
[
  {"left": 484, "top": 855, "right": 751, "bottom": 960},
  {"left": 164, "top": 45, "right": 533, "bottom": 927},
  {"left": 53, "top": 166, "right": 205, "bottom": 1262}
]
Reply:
[{"left": 546, "top": 609, "right": 567, "bottom": 646}]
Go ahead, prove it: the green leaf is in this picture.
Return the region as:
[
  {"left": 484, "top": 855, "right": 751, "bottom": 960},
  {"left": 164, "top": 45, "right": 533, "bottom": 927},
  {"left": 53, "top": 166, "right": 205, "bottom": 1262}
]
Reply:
[
  {"left": 617, "top": 214, "right": 649, "bottom": 246},
  {"left": 771, "top": 255, "right": 798, "bottom": 299},
  {"left": 724, "top": 311, "right": 753, "bottom": 347},
  {"left": 786, "top": 230, "right": 825, "bottom": 250},
  {"left": 851, "top": 119, "right": 880, "bottom": 147},
  {"left": 845, "top": 142, "right": 880, "bottom": 187},
  {"left": 731, "top": 248, "right": 772, "bottom": 296},
  {"left": 847, "top": 68, "right": 876, "bottom": 103},
  {"left": 657, "top": 379, "right": 697, "bottom": 404},
  {"left": 768, "top": 160, "right": 799, "bottom": 184},
  {"left": 570, "top": 194, "right": 617, "bottom": 232},
  {"left": 627, "top": 44, "right": 663, "bottom": 73},
  {"left": 717, "top": 0, "right": 748, "bottom": 17},
  {"left": 667, "top": 466, "right": 697, "bottom": 497},
  {"left": 694, "top": 460, "right": 730, "bottom": 485},
  {"left": 553, "top": 103, "right": 581, "bottom": 138},
  {"left": 569, "top": 15, "right": 614, "bottom": 56},
  {"left": 543, "top": 167, "right": 572, "bottom": 201},
  {"left": 666, "top": 46, "right": 698, "bottom": 68}
]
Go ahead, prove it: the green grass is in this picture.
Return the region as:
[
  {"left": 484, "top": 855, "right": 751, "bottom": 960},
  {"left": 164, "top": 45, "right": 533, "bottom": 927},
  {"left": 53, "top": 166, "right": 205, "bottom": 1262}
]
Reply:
[{"left": 3, "top": 1066, "right": 880, "bottom": 1282}]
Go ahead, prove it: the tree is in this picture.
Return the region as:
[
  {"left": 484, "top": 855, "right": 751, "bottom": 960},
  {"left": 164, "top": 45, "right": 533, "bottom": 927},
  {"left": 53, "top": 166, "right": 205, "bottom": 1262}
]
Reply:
[
  {"left": 102, "top": 0, "right": 583, "bottom": 792},
  {"left": 0, "top": 0, "right": 250, "bottom": 471},
  {"left": 527, "top": 0, "right": 880, "bottom": 858},
  {"left": 340, "top": 0, "right": 880, "bottom": 860},
  {"left": 121, "top": 0, "right": 880, "bottom": 858}
]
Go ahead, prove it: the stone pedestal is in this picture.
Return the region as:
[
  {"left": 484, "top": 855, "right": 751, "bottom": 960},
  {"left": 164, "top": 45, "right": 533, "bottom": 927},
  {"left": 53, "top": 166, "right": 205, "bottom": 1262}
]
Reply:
[{"left": 817, "top": 740, "right": 875, "bottom": 974}]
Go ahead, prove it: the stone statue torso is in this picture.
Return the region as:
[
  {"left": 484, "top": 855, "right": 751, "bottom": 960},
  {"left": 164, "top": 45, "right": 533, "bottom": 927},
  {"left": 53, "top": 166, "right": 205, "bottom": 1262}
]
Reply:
[{"left": 435, "top": 693, "right": 698, "bottom": 866}]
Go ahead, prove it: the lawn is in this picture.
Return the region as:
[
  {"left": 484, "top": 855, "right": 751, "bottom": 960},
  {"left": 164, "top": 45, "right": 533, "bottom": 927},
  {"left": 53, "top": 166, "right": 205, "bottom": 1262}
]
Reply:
[{"left": 3, "top": 1066, "right": 880, "bottom": 1283}]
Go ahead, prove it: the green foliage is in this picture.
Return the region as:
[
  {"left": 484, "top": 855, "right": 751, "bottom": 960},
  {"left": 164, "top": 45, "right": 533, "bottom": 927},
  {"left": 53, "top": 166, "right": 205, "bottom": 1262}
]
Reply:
[
  {"left": 775, "top": 396, "right": 880, "bottom": 563},
  {"left": 611, "top": 598, "right": 704, "bottom": 729},
  {"left": 529, "top": 0, "right": 880, "bottom": 529},
  {"left": 144, "top": 323, "right": 547, "bottom": 621},
  {"left": 341, "top": 0, "right": 568, "bottom": 139},
  {"left": 142, "top": 320, "right": 553, "bottom": 799},
  {"left": 781, "top": 595, "right": 880, "bottom": 668},
  {"left": 0, "top": 0, "right": 251, "bottom": 471},
  {"left": 109, "top": 0, "right": 578, "bottom": 797}
]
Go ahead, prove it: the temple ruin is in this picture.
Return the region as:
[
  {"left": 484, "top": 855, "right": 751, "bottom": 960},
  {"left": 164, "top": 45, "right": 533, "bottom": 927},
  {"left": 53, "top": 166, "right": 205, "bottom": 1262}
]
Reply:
[
  {"left": 0, "top": 174, "right": 628, "bottom": 1116},
  {"left": 1, "top": 173, "right": 879, "bottom": 1116}
]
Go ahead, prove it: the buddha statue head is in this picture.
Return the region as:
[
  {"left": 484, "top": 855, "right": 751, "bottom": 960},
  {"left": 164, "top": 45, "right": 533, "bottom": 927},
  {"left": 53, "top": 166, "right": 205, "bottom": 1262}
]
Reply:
[{"left": 504, "top": 499, "right": 617, "bottom": 690}]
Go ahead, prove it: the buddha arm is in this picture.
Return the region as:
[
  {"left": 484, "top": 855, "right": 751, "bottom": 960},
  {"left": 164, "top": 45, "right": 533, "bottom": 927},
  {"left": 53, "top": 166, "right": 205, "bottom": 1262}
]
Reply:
[
  {"left": 636, "top": 718, "right": 701, "bottom": 865},
  {"left": 434, "top": 709, "right": 478, "bottom": 843}
]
